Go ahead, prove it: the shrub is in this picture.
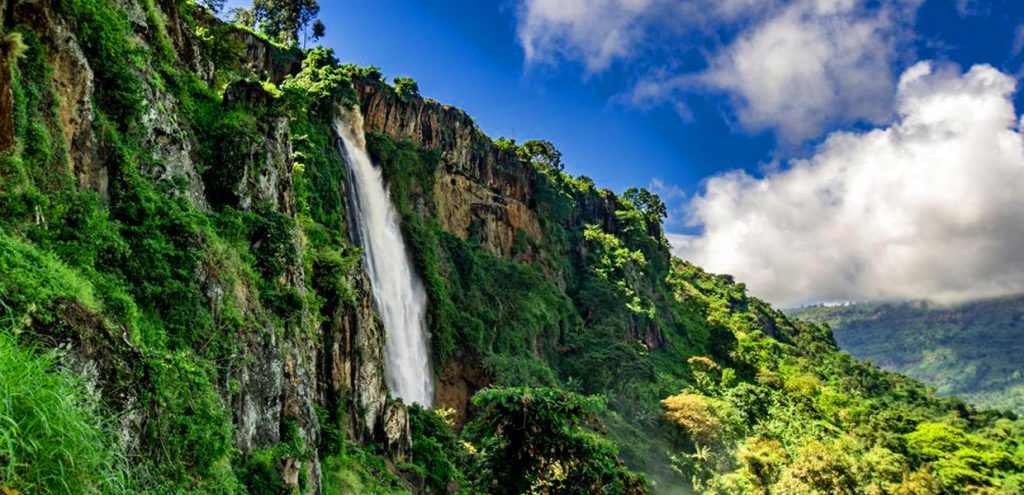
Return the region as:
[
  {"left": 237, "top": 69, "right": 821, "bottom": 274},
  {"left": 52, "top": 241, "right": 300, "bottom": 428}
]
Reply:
[
  {"left": 0, "top": 233, "right": 98, "bottom": 326},
  {"left": 773, "top": 440, "right": 858, "bottom": 495},
  {"left": 321, "top": 446, "right": 406, "bottom": 494},
  {"left": 408, "top": 405, "right": 468, "bottom": 493},
  {"left": 661, "top": 393, "right": 723, "bottom": 445},
  {"left": 465, "top": 387, "right": 648, "bottom": 495}
]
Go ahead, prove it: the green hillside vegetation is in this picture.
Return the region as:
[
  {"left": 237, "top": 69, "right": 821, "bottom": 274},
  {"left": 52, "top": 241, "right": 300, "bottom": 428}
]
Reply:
[
  {"left": 791, "top": 299, "right": 1024, "bottom": 415},
  {"left": 0, "top": 1, "right": 1021, "bottom": 493},
  {"left": 370, "top": 129, "right": 1024, "bottom": 492}
]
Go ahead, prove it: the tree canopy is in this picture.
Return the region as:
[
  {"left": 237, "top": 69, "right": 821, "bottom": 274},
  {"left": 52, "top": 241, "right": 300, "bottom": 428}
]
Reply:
[{"left": 233, "top": 0, "right": 322, "bottom": 47}]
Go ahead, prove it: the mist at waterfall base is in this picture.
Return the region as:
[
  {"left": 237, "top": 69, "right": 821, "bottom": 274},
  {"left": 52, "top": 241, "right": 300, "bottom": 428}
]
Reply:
[{"left": 334, "top": 107, "right": 435, "bottom": 406}]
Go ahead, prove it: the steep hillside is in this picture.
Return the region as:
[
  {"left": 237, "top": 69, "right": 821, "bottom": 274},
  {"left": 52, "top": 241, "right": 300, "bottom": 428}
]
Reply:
[
  {"left": 791, "top": 298, "right": 1024, "bottom": 415},
  {"left": 0, "top": 1, "right": 1021, "bottom": 494}
]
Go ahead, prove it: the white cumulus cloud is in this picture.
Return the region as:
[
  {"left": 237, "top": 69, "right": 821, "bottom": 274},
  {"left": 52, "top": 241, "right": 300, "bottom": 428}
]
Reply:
[
  {"left": 674, "top": 62, "right": 1024, "bottom": 307},
  {"left": 515, "top": 0, "right": 921, "bottom": 142},
  {"left": 515, "top": 0, "right": 661, "bottom": 73},
  {"left": 692, "top": 0, "right": 917, "bottom": 143}
]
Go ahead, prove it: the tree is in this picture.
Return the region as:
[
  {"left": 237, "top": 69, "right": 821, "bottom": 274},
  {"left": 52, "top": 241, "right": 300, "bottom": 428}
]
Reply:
[
  {"left": 392, "top": 76, "right": 420, "bottom": 98},
  {"left": 197, "top": 0, "right": 225, "bottom": 13},
  {"left": 774, "top": 440, "right": 859, "bottom": 495},
  {"left": 465, "top": 387, "right": 648, "bottom": 495},
  {"left": 623, "top": 187, "right": 667, "bottom": 221},
  {"left": 661, "top": 393, "right": 723, "bottom": 445},
  {"left": 311, "top": 19, "right": 326, "bottom": 42},
  {"left": 517, "top": 139, "right": 564, "bottom": 172},
  {"left": 229, "top": 6, "right": 256, "bottom": 28},
  {"left": 240, "top": 0, "right": 322, "bottom": 46}
]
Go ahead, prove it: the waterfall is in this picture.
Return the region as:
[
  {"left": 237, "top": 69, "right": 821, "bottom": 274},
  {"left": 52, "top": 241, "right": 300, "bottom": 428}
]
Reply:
[{"left": 333, "top": 106, "right": 434, "bottom": 406}]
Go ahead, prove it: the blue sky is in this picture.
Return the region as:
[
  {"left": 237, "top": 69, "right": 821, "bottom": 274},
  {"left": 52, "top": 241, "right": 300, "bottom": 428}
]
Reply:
[
  {"left": 222, "top": 0, "right": 1024, "bottom": 213},
  {"left": 223, "top": 0, "right": 1024, "bottom": 306}
]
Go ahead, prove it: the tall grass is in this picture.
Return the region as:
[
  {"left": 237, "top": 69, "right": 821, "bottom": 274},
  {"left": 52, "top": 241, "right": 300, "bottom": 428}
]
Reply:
[{"left": 0, "top": 328, "right": 129, "bottom": 494}]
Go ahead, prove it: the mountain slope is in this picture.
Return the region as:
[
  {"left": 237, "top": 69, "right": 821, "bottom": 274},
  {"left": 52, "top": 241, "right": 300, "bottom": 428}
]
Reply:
[
  {"left": 791, "top": 297, "right": 1024, "bottom": 415},
  {"left": 0, "top": 1, "right": 1021, "bottom": 494}
]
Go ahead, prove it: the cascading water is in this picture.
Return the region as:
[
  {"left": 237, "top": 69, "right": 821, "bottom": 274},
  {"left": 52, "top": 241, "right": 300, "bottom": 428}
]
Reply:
[{"left": 333, "top": 106, "right": 434, "bottom": 406}]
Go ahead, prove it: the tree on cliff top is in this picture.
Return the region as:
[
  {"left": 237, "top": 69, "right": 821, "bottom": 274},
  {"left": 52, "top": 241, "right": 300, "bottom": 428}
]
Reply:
[{"left": 234, "top": 0, "right": 322, "bottom": 47}]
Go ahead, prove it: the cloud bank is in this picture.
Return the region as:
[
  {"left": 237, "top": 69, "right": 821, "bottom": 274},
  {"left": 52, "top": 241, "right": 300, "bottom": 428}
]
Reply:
[
  {"left": 515, "top": 0, "right": 921, "bottom": 142},
  {"left": 673, "top": 63, "right": 1024, "bottom": 307}
]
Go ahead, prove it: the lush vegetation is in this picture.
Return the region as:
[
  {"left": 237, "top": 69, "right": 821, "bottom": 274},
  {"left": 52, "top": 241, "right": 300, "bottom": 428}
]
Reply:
[
  {"left": 791, "top": 298, "right": 1024, "bottom": 415},
  {"left": 370, "top": 124, "right": 1024, "bottom": 493},
  {"left": 0, "top": 328, "right": 129, "bottom": 494},
  {"left": 0, "top": 1, "right": 363, "bottom": 492},
  {"left": 1, "top": 0, "right": 1022, "bottom": 493}
]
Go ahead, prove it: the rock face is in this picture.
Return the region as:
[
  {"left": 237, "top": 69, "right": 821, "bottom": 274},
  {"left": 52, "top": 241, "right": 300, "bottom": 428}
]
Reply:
[
  {"left": 0, "top": 41, "right": 13, "bottom": 153},
  {"left": 355, "top": 80, "right": 545, "bottom": 258},
  {"left": 12, "top": 0, "right": 102, "bottom": 192},
  {"left": 4, "top": 2, "right": 402, "bottom": 493}
]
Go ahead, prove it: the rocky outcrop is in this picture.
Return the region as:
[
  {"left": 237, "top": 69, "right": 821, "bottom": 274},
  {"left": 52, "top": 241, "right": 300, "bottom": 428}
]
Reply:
[
  {"left": 6, "top": 2, "right": 402, "bottom": 493},
  {"left": 218, "top": 80, "right": 296, "bottom": 213},
  {"left": 318, "top": 269, "right": 390, "bottom": 444},
  {"left": 155, "top": 0, "right": 214, "bottom": 85},
  {"left": 355, "top": 80, "right": 545, "bottom": 258},
  {"left": 433, "top": 171, "right": 543, "bottom": 257},
  {"left": 11, "top": 0, "right": 103, "bottom": 192},
  {"left": 237, "top": 30, "right": 301, "bottom": 84},
  {"left": 437, "top": 358, "right": 486, "bottom": 428}
]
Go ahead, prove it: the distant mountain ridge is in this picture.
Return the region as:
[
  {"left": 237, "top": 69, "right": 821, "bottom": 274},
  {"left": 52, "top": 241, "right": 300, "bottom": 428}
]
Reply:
[{"left": 790, "top": 296, "right": 1024, "bottom": 414}]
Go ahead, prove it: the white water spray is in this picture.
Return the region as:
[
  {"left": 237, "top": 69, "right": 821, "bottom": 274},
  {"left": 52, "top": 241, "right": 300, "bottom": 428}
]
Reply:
[{"left": 334, "top": 107, "right": 434, "bottom": 406}]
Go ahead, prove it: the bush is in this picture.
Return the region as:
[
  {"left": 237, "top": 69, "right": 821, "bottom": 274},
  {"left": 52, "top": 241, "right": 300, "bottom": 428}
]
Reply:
[
  {"left": 0, "top": 233, "right": 98, "bottom": 326},
  {"left": 661, "top": 393, "right": 724, "bottom": 445},
  {"left": 408, "top": 405, "right": 468, "bottom": 493},
  {"left": 321, "top": 446, "right": 407, "bottom": 494},
  {"left": 465, "top": 387, "right": 648, "bottom": 495}
]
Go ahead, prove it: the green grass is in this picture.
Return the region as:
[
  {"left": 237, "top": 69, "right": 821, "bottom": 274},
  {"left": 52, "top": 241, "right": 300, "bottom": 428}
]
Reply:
[
  {"left": 0, "top": 329, "right": 129, "bottom": 494},
  {"left": 321, "top": 446, "right": 409, "bottom": 495},
  {"left": 0, "top": 233, "right": 99, "bottom": 325}
]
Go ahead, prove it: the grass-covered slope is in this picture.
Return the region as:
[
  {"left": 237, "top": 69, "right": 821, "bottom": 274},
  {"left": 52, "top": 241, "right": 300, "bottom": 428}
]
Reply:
[
  {"left": 364, "top": 113, "right": 1024, "bottom": 493},
  {"left": 0, "top": 1, "right": 397, "bottom": 492},
  {"left": 790, "top": 298, "right": 1024, "bottom": 415},
  {"left": 0, "top": 0, "right": 1022, "bottom": 493}
]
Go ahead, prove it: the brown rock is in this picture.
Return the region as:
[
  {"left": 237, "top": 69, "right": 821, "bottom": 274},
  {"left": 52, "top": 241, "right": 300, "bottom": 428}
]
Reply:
[
  {"left": 436, "top": 357, "right": 486, "bottom": 428},
  {"left": 0, "top": 36, "right": 14, "bottom": 154}
]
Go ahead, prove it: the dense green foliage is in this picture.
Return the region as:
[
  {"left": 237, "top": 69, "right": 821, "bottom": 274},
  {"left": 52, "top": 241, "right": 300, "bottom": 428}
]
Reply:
[
  {"left": 392, "top": 77, "right": 420, "bottom": 99},
  {"left": 2, "top": 0, "right": 1023, "bottom": 493},
  {"left": 791, "top": 298, "right": 1024, "bottom": 414},
  {"left": 664, "top": 262, "right": 1023, "bottom": 494},
  {"left": 0, "top": 1, "right": 366, "bottom": 492},
  {"left": 372, "top": 126, "right": 1024, "bottom": 493},
  {"left": 465, "top": 387, "right": 647, "bottom": 494}
]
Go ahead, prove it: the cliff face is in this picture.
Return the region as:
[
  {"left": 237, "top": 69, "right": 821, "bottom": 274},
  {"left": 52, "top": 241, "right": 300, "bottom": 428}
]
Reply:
[
  {"left": 355, "top": 80, "right": 544, "bottom": 259},
  {"left": 2, "top": 0, "right": 671, "bottom": 488},
  {"left": 354, "top": 77, "right": 661, "bottom": 265},
  {"left": 352, "top": 78, "right": 672, "bottom": 424},
  {"left": 2, "top": 1, "right": 405, "bottom": 492}
]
